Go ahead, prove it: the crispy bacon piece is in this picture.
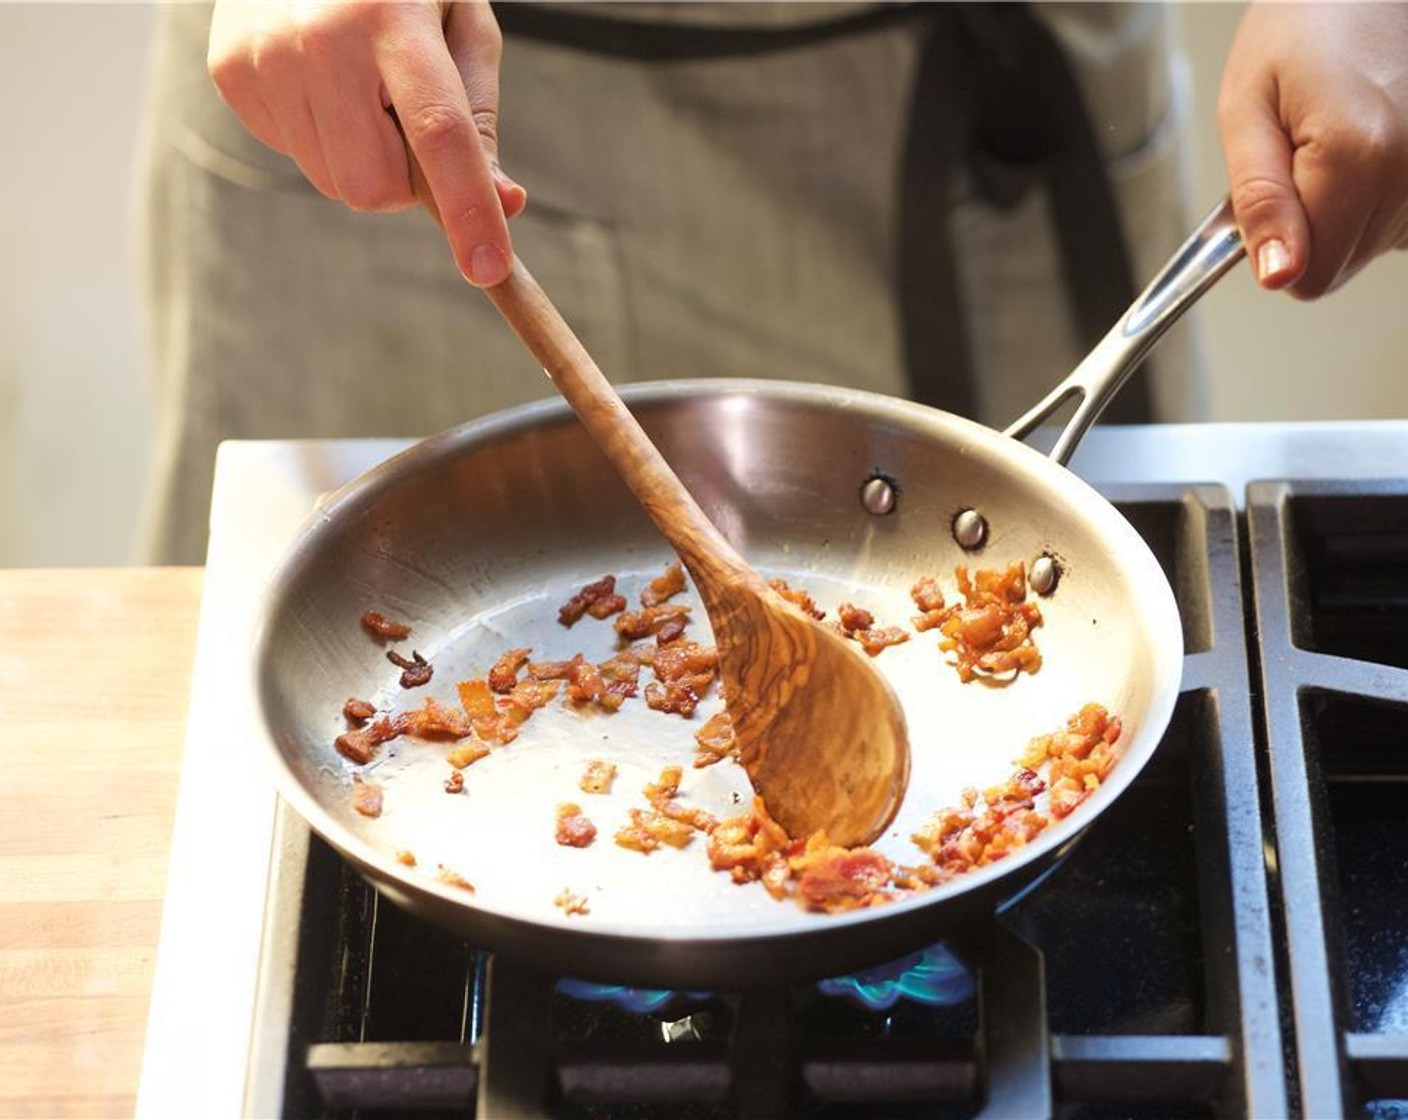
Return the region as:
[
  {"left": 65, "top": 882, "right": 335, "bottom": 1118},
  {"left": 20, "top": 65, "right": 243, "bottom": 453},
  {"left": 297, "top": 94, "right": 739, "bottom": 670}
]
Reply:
[
  {"left": 351, "top": 776, "right": 383, "bottom": 818},
  {"left": 706, "top": 798, "right": 795, "bottom": 898},
  {"left": 361, "top": 611, "right": 411, "bottom": 640},
  {"left": 614, "top": 808, "right": 697, "bottom": 853},
  {"left": 833, "top": 602, "right": 910, "bottom": 657},
  {"left": 343, "top": 697, "right": 376, "bottom": 723},
  {"left": 488, "top": 647, "right": 533, "bottom": 693},
  {"left": 656, "top": 618, "right": 688, "bottom": 646},
  {"left": 644, "top": 676, "right": 714, "bottom": 717},
  {"left": 641, "top": 562, "right": 687, "bottom": 607},
  {"left": 435, "top": 866, "right": 475, "bottom": 892},
  {"left": 837, "top": 603, "right": 874, "bottom": 632},
  {"left": 580, "top": 759, "right": 618, "bottom": 795},
  {"left": 457, "top": 676, "right": 559, "bottom": 744},
  {"left": 444, "top": 770, "right": 465, "bottom": 794},
  {"left": 335, "top": 714, "right": 401, "bottom": 765},
  {"left": 643, "top": 637, "right": 720, "bottom": 716},
  {"left": 910, "top": 577, "right": 946, "bottom": 614},
  {"left": 693, "top": 711, "right": 738, "bottom": 768},
  {"left": 554, "top": 889, "right": 590, "bottom": 917},
  {"left": 769, "top": 578, "right": 825, "bottom": 620},
  {"left": 935, "top": 562, "right": 1044, "bottom": 682},
  {"left": 388, "top": 649, "right": 433, "bottom": 688},
  {"left": 638, "top": 765, "right": 719, "bottom": 834},
  {"left": 791, "top": 835, "right": 894, "bottom": 913},
  {"left": 910, "top": 766, "right": 1050, "bottom": 879},
  {"left": 559, "top": 575, "right": 625, "bottom": 626},
  {"left": 1019, "top": 703, "right": 1122, "bottom": 820},
  {"left": 395, "top": 849, "right": 417, "bottom": 867},
  {"left": 853, "top": 626, "right": 910, "bottom": 656},
  {"left": 555, "top": 802, "right": 598, "bottom": 848},
  {"left": 566, "top": 660, "right": 630, "bottom": 713},
  {"left": 447, "top": 742, "right": 490, "bottom": 769},
  {"left": 615, "top": 604, "right": 692, "bottom": 640},
  {"left": 400, "top": 697, "right": 474, "bottom": 740}
]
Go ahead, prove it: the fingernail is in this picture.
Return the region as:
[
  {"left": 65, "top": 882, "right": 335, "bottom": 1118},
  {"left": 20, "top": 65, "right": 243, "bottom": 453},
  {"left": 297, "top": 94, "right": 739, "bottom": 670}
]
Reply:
[
  {"left": 467, "top": 242, "right": 509, "bottom": 287},
  {"left": 1257, "top": 238, "right": 1291, "bottom": 283}
]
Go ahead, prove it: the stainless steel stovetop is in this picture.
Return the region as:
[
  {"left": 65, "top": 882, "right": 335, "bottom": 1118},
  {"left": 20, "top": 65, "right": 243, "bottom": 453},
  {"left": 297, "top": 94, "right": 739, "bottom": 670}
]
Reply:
[{"left": 135, "top": 419, "right": 1408, "bottom": 1119}]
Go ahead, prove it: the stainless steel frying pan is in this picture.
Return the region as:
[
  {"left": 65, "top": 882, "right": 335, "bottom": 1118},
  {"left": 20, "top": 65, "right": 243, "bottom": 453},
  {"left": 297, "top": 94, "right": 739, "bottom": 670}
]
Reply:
[{"left": 251, "top": 200, "right": 1245, "bottom": 988}]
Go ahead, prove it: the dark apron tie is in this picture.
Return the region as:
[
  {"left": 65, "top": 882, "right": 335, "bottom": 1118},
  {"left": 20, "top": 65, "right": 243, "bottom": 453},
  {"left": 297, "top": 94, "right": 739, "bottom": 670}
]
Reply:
[{"left": 492, "top": 1, "right": 1152, "bottom": 423}]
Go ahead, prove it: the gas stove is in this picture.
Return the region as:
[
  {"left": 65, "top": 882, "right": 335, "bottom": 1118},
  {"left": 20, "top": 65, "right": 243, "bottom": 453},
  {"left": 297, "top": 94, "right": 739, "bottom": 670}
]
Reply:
[{"left": 136, "top": 421, "right": 1408, "bottom": 1119}]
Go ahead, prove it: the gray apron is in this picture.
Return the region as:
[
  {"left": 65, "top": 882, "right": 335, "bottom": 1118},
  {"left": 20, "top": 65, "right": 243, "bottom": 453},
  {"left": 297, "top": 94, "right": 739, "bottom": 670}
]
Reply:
[{"left": 135, "top": 1, "right": 1203, "bottom": 564}]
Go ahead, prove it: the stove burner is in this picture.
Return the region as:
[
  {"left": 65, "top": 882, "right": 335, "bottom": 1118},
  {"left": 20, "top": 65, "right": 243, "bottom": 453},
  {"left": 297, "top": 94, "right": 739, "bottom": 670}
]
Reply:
[{"left": 815, "top": 943, "right": 974, "bottom": 1011}]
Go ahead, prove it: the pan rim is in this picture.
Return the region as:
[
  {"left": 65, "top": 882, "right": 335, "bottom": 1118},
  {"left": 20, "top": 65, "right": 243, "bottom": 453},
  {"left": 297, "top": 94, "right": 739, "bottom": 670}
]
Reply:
[{"left": 249, "top": 378, "right": 1183, "bottom": 952}]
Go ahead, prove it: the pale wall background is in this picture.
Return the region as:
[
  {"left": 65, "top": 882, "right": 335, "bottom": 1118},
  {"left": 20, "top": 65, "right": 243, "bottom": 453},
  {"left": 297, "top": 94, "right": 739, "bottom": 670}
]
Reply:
[{"left": 2, "top": 2, "right": 1406, "bottom": 567}]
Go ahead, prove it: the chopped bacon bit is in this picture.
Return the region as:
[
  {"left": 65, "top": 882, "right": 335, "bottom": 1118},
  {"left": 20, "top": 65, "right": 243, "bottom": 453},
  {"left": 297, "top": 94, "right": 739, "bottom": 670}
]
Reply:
[
  {"left": 932, "top": 562, "right": 1044, "bottom": 682},
  {"left": 447, "top": 742, "right": 490, "bottom": 769},
  {"left": 400, "top": 696, "right": 474, "bottom": 740},
  {"left": 388, "top": 649, "right": 433, "bottom": 688},
  {"left": 554, "top": 889, "right": 590, "bottom": 916},
  {"left": 769, "top": 578, "right": 825, "bottom": 620},
  {"left": 910, "top": 577, "right": 946, "bottom": 614},
  {"left": 693, "top": 711, "right": 738, "bottom": 769},
  {"left": 706, "top": 797, "right": 794, "bottom": 897},
  {"left": 615, "top": 604, "right": 692, "bottom": 640},
  {"left": 645, "top": 675, "right": 713, "bottom": 717},
  {"left": 510, "top": 678, "right": 563, "bottom": 712},
  {"left": 837, "top": 603, "right": 875, "bottom": 632},
  {"left": 566, "top": 660, "right": 628, "bottom": 713},
  {"left": 351, "top": 776, "right": 382, "bottom": 818},
  {"left": 361, "top": 611, "right": 411, "bottom": 640},
  {"left": 488, "top": 647, "right": 533, "bottom": 693},
  {"left": 853, "top": 626, "right": 910, "bottom": 656},
  {"left": 395, "top": 849, "right": 417, "bottom": 867},
  {"left": 580, "top": 760, "right": 618, "bottom": 795},
  {"left": 555, "top": 802, "right": 598, "bottom": 848},
  {"left": 641, "top": 562, "right": 687, "bottom": 607},
  {"left": 559, "top": 575, "right": 623, "bottom": 626},
  {"left": 335, "top": 715, "right": 401, "bottom": 765},
  {"left": 656, "top": 618, "right": 688, "bottom": 646},
  {"left": 457, "top": 678, "right": 497, "bottom": 720},
  {"left": 791, "top": 836, "right": 894, "bottom": 913},
  {"left": 444, "top": 770, "right": 465, "bottom": 794},
  {"left": 615, "top": 808, "right": 697, "bottom": 853},
  {"left": 652, "top": 640, "right": 719, "bottom": 682},
  {"left": 435, "top": 866, "right": 475, "bottom": 892},
  {"left": 343, "top": 697, "right": 376, "bottom": 723},
  {"left": 644, "top": 765, "right": 682, "bottom": 803},
  {"left": 1019, "top": 703, "right": 1122, "bottom": 819}
]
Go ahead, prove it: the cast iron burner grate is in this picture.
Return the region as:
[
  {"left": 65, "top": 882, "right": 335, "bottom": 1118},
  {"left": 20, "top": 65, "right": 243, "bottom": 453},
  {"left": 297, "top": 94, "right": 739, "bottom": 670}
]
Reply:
[
  {"left": 1248, "top": 480, "right": 1408, "bottom": 1119},
  {"left": 245, "top": 484, "right": 1287, "bottom": 1118}
]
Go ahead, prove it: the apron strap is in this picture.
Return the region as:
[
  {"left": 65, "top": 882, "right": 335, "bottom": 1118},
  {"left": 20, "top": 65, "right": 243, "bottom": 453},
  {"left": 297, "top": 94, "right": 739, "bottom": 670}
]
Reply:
[{"left": 493, "top": 2, "right": 1153, "bottom": 422}]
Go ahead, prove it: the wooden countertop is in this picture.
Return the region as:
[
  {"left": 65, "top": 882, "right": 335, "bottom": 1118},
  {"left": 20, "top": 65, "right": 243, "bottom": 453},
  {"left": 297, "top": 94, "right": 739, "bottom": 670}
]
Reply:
[{"left": 0, "top": 568, "right": 203, "bottom": 1120}]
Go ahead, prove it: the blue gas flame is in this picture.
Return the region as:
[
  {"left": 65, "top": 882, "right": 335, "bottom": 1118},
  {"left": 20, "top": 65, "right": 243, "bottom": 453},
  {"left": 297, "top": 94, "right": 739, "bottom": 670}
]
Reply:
[
  {"left": 557, "top": 943, "right": 973, "bottom": 1014},
  {"left": 815, "top": 943, "right": 975, "bottom": 1011},
  {"left": 556, "top": 978, "right": 711, "bottom": 1014}
]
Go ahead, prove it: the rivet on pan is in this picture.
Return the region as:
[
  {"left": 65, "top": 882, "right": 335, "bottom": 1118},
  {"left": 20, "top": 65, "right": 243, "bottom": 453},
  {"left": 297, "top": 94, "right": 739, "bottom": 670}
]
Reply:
[
  {"left": 952, "top": 509, "right": 987, "bottom": 550},
  {"left": 859, "top": 475, "right": 898, "bottom": 516},
  {"left": 1030, "top": 554, "right": 1060, "bottom": 596}
]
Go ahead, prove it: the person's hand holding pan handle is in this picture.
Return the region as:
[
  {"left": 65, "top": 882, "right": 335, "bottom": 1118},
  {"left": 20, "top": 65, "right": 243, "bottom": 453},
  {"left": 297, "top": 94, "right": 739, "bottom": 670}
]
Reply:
[{"left": 1220, "top": 1, "right": 1408, "bottom": 298}]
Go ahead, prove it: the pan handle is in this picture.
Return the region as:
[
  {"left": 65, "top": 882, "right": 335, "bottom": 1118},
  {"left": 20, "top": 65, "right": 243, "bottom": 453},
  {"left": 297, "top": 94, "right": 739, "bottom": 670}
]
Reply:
[{"left": 1003, "top": 196, "right": 1245, "bottom": 466}]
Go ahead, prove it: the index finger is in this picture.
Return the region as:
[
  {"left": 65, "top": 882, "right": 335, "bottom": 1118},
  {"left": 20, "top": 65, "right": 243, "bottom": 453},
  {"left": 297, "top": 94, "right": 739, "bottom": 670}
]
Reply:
[{"left": 380, "top": 28, "right": 510, "bottom": 287}]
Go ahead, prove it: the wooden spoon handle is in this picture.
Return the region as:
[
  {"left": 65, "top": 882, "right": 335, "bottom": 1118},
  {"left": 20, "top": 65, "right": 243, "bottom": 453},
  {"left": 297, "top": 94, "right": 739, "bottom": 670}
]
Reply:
[
  {"left": 403, "top": 148, "right": 754, "bottom": 588},
  {"left": 483, "top": 263, "right": 753, "bottom": 585}
]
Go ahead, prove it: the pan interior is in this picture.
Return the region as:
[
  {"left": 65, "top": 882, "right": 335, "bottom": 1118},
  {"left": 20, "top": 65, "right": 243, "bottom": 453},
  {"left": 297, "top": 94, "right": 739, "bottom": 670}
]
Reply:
[{"left": 255, "top": 383, "right": 1181, "bottom": 941}]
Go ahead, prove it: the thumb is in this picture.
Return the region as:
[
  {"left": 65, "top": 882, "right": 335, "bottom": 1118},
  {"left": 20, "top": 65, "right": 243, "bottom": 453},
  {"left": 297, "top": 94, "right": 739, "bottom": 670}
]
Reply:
[
  {"left": 444, "top": 1, "right": 527, "bottom": 220},
  {"left": 1218, "top": 92, "right": 1309, "bottom": 290}
]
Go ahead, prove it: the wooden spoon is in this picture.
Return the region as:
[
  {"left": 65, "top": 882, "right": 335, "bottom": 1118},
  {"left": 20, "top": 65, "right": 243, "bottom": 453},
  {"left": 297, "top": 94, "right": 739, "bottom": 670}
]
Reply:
[{"left": 409, "top": 178, "right": 909, "bottom": 847}]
